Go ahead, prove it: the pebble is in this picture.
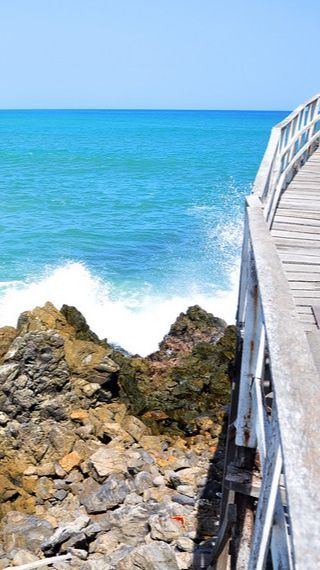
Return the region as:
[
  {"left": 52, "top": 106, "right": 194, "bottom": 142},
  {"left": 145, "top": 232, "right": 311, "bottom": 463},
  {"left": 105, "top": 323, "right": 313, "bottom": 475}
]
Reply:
[{"left": 172, "top": 494, "right": 195, "bottom": 506}]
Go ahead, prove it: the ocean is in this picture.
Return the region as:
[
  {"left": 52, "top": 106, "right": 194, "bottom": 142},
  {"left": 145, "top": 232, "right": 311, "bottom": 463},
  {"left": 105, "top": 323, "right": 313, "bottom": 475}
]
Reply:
[{"left": 0, "top": 109, "right": 287, "bottom": 355}]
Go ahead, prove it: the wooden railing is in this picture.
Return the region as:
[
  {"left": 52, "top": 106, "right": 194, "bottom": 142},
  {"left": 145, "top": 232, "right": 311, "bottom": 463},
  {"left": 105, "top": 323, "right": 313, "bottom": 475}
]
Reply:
[
  {"left": 211, "top": 95, "right": 320, "bottom": 569},
  {"left": 254, "top": 93, "right": 320, "bottom": 224}
]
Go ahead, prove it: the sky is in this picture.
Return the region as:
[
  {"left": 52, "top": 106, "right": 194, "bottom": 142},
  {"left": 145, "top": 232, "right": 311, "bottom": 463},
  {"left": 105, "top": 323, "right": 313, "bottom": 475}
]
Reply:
[{"left": 0, "top": 0, "right": 319, "bottom": 110}]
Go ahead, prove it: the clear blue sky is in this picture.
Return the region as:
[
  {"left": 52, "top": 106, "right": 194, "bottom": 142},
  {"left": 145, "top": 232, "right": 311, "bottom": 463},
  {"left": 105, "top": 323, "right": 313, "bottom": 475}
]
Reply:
[{"left": 0, "top": 0, "right": 319, "bottom": 110}]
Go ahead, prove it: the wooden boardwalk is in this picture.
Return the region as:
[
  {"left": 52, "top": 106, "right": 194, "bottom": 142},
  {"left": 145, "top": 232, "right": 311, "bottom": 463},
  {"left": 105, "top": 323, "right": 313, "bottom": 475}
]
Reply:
[
  {"left": 209, "top": 94, "right": 320, "bottom": 569},
  {"left": 271, "top": 147, "right": 320, "bottom": 369}
]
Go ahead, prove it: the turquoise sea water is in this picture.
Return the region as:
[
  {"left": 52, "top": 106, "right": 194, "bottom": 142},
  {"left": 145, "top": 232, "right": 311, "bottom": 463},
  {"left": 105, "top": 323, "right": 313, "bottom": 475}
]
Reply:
[{"left": 0, "top": 110, "right": 286, "bottom": 353}]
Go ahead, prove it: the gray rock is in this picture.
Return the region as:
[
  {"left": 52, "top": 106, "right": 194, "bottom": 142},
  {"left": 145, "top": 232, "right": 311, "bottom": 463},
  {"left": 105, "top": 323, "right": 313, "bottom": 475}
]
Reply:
[
  {"left": 176, "top": 484, "right": 195, "bottom": 498},
  {"left": 134, "top": 471, "right": 153, "bottom": 494},
  {"left": 175, "top": 536, "right": 194, "bottom": 552},
  {"left": 80, "top": 474, "right": 132, "bottom": 513},
  {"left": 172, "top": 494, "right": 195, "bottom": 506},
  {"left": 89, "top": 531, "right": 120, "bottom": 555},
  {"left": 89, "top": 448, "right": 129, "bottom": 477},
  {"left": 41, "top": 514, "right": 90, "bottom": 553},
  {"left": 85, "top": 513, "right": 111, "bottom": 537},
  {"left": 152, "top": 475, "right": 166, "bottom": 487},
  {"left": 108, "top": 504, "right": 158, "bottom": 546},
  {"left": 148, "top": 513, "right": 183, "bottom": 542},
  {"left": 116, "top": 542, "right": 180, "bottom": 570},
  {"left": 2, "top": 512, "right": 54, "bottom": 553}
]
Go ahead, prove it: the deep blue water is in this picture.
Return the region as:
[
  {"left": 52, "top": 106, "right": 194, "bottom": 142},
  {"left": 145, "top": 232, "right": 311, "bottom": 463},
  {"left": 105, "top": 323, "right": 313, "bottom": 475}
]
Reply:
[{"left": 0, "top": 110, "right": 287, "bottom": 353}]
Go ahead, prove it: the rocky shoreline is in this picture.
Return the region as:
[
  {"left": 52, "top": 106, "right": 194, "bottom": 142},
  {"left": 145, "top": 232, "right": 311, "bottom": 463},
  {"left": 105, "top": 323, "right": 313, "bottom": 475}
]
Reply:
[{"left": 0, "top": 302, "right": 236, "bottom": 569}]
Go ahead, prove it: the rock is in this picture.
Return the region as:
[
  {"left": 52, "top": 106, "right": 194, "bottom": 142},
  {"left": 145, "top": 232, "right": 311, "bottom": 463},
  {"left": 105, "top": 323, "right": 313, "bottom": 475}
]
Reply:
[
  {"left": 80, "top": 475, "right": 132, "bottom": 513},
  {"left": 175, "top": 551, "right": 193, "bottom": 569},
  {"left": 172, "top": 494, "right": 195, "bottom": 506},
  {"left": 143, "top": 487, "right": 174, "bottom": 503},
  {"left": 116, "top": 542, "right": 180, "bottom": 570},
  {"left": 99, "top": 421, "right": 134, "bottom": 446},
  {"left": 68, "top": 547, "right": 88, "bottom": 560},
  {"left": 59, "top": 451, "right": 82, "bottom": 473},
  {"left": 85, "top": 513, "right": 111, "bottom": 536},
  {"left": 89, "top": 531, "right": 120, "bottom": 555},
  {"left": 70, "top": 410, "right": 89, "bottom": 422},
  {"left": 11, "top": 549, "right": 40, "bottom": 565},
  {"left": 116, "top": 308, "right": 235, "bottom": 438},
  {"left": 0, "top": 412, "right": 9, "bottom": 426},
  {"left": 41, "top": 514, "right": 90, "bottom": 553},
  {"left": 2, "top": 512, "right": 54, "bottom": 553},
  {"left": 175, "top": 536, "right": 194, "bottom": 552},
  {"left": 121, "top": 416, "right": 149, "bottom": 442},
  {"left": 139, "top": 436, "right": 163, "bottom": 453},
  {"left": 37, "top": 462, "right": 56, "bottom": 477},
  {"left": 60, "top": 305, "right": 100, "bottom": 344},
  {"left": 0, "top": 326, "right": 16, "bottom": 364},
  {"left": 17, "top": 302, "right": 74, "bottom": 337},
  {"left": 152, "top": 475, "right": 166, "bottom": 487},
  {"left": 64, "top": 338, "right": 119, "bottom": 385},
  {"left": 148, "top": 513, "right": 183, "bottom": 542},
  {"left": 49, "top": 425, "right": 76, "bottom": 457},
  {"left": 0, "top": 330, "right": 69, "bottom": 419},
  {"left": 108, "top": 504, "right": 156, "bottom": 546},
  {"left": 134, "top": 471, "right": 153, "bottom": 494},
  {"left": 175, "top": 467, "right": 204, "bottom": 486},
  {"left": 89, "top": 448, "right": 129, "bottom": 477},
  {"left": 176, "top": 485, "right": 194, "bottom": 497}
]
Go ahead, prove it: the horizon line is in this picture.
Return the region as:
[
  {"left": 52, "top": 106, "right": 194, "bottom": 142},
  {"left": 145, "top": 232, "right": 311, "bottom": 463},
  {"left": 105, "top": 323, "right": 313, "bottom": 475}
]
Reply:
[{"left": 0, "top": 107, "right": 289, "bottom": 113}]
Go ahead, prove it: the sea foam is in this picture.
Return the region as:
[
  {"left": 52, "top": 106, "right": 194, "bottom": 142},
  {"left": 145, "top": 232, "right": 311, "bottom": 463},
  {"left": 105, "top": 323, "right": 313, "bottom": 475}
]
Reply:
[{"left": 0, "top": 261, "right": 239, "bottom": 356}]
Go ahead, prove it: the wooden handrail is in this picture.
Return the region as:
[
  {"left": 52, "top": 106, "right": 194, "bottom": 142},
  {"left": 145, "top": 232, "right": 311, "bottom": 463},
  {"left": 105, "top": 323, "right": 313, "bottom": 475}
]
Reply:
[
  {"left": 252, "top": 93, "right": 320, "bottom": 219},
  {"left": 215, "top": 95, "right": 320, "bottom": 569}
]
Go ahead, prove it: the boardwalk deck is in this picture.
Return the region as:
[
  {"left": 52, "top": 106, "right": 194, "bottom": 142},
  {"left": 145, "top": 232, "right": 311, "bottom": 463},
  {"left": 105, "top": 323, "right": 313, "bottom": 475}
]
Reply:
[
  {"left": 210, "top": 94, "right": 320, "bottom": 570},
  {"left": 271, "top": 147, "right": 320, "bottom": 365}
]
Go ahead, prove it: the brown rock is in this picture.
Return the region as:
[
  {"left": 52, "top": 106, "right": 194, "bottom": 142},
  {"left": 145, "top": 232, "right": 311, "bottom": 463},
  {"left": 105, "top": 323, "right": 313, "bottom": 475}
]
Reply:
[
  {"left": 139, "top": 435, "right": 163, "bottom": 453},
  {"left": 21, "top": 475, "right": 38, "bottom": 495},
  {"left": 59, "top": 450, "right": 82, "bottom": 473},
  {"left": 121, "top": 416, "right": 149, "bottom": 442},
  {"left": 64, "top": 338, "right": 119, "bottom": 384},
  {"left": 0, "top": 326, "right": 17, "bottom": 363},
  {"left": 17, "top": 302, "right": 74, "bottom": 338},
  {"left": 70, "top": 409, "right": 89, "bottom": 422}
]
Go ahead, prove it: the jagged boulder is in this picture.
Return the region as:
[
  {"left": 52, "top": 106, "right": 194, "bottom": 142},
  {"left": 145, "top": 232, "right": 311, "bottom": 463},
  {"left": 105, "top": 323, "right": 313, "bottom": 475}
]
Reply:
[{"left": 114, "top": 306, "right": 236, "bottom": 435}]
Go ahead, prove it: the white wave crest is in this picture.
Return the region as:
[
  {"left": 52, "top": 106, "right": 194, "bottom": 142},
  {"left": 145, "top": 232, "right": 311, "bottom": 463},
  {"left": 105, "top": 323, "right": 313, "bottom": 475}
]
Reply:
[{"left": 0, "top": 262, "right": 239, "bottom": 356}]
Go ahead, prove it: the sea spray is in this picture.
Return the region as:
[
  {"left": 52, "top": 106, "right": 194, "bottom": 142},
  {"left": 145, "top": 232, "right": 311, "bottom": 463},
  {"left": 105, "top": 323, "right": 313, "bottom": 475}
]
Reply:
[{"left": 0, "top": 261, "right": 239, "bottom": 356}]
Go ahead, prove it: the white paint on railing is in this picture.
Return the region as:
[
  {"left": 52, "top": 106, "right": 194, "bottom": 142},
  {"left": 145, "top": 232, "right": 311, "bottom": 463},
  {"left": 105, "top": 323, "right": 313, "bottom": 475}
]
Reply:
[{"left": 229, "top": 94, "right": 320, "bottom": 569}]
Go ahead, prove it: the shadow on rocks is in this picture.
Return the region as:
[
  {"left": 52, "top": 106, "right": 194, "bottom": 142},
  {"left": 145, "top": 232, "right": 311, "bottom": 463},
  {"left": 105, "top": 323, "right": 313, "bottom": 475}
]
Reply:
[{"left": 192, "top": 413, "right": 228, "bottom": 569}]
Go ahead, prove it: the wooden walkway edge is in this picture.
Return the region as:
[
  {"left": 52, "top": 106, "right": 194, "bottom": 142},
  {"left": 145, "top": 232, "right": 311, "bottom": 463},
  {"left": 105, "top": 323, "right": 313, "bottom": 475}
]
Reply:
[{"left": 210, "top": 93, "right": 320, "bottom": 569}]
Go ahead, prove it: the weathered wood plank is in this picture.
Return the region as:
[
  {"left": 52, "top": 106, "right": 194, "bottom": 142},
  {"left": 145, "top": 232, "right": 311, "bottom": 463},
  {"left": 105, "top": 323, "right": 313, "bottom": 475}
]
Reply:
[
  {"left": 296, "top": 305, "right": 313, "bottom": 314},
  {"left": 278, "top": 252, "right": 320, "bottom": 264},
  {"left": 274, "top": 237, "right": 320, "bottom": 248},
  {"left": 286, "top": 272, "right": 320, "bottom": 281},
  {"left": 247, "top": 199, "right": 320, "bottom": 570},
  {"left": 273, "top": 225, "right": 320, "bottom": 237},
  {"left": 295, "top": 297, "right": 320, "bottom": 305},
  {"left": 298, "top": 313, "right": 315, "bottom": 322},
  {"left": 276, "top": 209, "right": 320, "bottom": 220},
  {"left": 289, "top": 281, "right": 320, "bottom": 290},
  {"left": 278, "top": 201, "right": 320, "bottom": 210},
  {"left": 292, "top": 290, "right": 320, "bottom": 298},
  {"left": 282, "top": 263, "right": 320, "bottom": 272},
  {"left": 273, "top": 222, "right": 320, "bottom": 233}
]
